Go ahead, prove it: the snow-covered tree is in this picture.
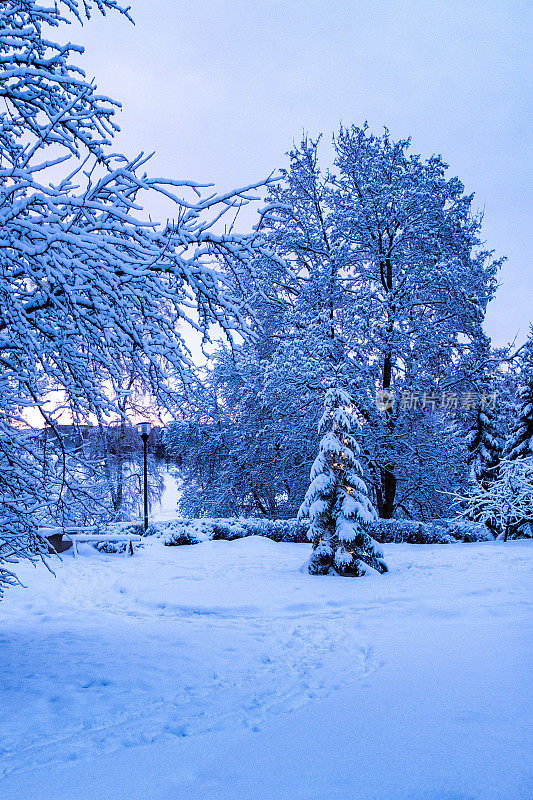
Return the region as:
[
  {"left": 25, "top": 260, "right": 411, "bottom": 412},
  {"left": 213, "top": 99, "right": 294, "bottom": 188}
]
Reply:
[
  {"left": 298, "top": 387, "right": 388, "bottom": 576},
  {"left": 39, "top": 422, "right": 165, "bottom": 528},
  {"left": 258, "top": 128, "right": 499, "bottom": 516},
  {"left": 465, "top": 387, "right": 503, "bottom": 489},
  {"left": 0, "top": 0, "right": 272, "bottom": 595},
  {"left": 174, "top": 127, "right": 498, "bottom": 520},
  {"left": 504, "top": 329, "right": 533, "bottom": 461},
  {"left": 455, "top": 457, "right": 533, "bottom": 540},
  {"left": 164, "top": 339, "right": 319, "bottom": 519}
]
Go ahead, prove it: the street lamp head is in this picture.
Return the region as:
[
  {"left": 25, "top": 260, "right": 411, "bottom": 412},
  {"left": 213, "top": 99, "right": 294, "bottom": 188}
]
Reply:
[{"left": 138, "top": 421, "right": 151, "bottom": 438}]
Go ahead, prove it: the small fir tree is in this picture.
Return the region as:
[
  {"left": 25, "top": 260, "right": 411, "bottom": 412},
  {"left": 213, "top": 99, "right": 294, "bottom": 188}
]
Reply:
[
  {"left": 504, "top": 329, "right": 533, "bottom": 462},
  {"left": 465, "top": 388, "right": 503, "bottom": 489},
  {"left": 455, "top": 457, "right": 533, "bottom": 540},
  {"left": 299, "top": 388, "right": 388, "bottom": 576}
]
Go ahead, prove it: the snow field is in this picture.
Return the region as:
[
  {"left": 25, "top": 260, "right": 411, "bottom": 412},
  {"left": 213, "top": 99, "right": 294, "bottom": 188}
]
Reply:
[{"left": 0, "top": 537, "right": 531, "bottom": 799}]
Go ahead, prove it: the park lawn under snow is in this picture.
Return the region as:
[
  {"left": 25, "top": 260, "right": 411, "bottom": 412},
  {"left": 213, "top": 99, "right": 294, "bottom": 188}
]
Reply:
[{"left": 0, "top": 537, "right": 531, "bottom": 800}]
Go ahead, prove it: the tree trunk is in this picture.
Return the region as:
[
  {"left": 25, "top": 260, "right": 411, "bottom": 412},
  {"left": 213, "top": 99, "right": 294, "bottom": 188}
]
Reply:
[
  {"left": 378, "top": 253, "right": 397, "bottom": 518},
  {"left": 379, "top": 349, "right": 397, "bottom": 518},
  {"left": 380, "top": 467, "right": 397, "bottom": 519}
]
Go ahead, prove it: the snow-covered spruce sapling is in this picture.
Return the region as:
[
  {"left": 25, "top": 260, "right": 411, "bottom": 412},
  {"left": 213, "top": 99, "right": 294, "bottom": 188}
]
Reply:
[
  {"left": 465, "top": 388, "right": 503, "bottom": 489},
  {"left": 504, "top": 328, "right": 533, "bottom": 462},
  {"left": 299, "top": 388, "right": 388, "bottom": 576},
  {"left": 454, "top": 457, "right": 533, "bottom": 540}
]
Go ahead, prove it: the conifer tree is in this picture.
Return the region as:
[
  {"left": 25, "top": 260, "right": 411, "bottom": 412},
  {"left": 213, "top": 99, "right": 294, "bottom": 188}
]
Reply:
[
  {"left": 504, "top": 329, "right": 533, "bottom": 462},
  {"left": 299, "top": 388, "right": 388, "bottom": 576},
  {"left": 456, "top": 457, "right": 533, "bottom": 540},
  {"left": 465, "top": 388, "right": 503, "bottom": 489}
]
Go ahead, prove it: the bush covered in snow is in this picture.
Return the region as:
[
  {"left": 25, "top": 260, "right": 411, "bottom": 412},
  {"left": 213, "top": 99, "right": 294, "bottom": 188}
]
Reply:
[
  {"left": 369, "top": 518, "right": 492, "bottom": 544},
  {"left": 161, "top": 518, "right": 309, "bottom": 546},
  {"left": 436, "top": 519, "right": 494, "bottom": 542},
  {"left": 369, "top": 520, "right": 456, "bottom": 545},
  {"left": 87, "top": 516, "right": 493, "bottom": 551},
  {"left": 93, "top": 541, "right": 130, "bottom": 555},
  {"left": 144, "top": 517, "right": 484, "bottom": 547}
]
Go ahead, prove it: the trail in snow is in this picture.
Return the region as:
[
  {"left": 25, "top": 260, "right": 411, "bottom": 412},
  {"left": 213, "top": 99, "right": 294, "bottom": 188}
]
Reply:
[{"left": 0, "top": 538, "right": 376, "bottom": 776}]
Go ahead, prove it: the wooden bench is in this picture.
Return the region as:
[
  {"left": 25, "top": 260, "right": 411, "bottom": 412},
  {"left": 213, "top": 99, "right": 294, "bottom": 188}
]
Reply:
[
  {"left": 67, "top": 533, "right": 143, "bottom": 557},
  {"left": 41, "top": 526, "right": 143, "bottom": 557}
]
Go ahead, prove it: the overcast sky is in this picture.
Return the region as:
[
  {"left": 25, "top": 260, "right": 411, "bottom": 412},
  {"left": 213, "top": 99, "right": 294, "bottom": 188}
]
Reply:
[{"left": 73, "top": 0, "right": 531, "bottom": 347}]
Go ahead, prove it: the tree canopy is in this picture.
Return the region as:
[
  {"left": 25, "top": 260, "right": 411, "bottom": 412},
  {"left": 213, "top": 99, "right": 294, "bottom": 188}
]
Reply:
[{"left": 171, "top": 127, "right": 501, "bottom": 520}]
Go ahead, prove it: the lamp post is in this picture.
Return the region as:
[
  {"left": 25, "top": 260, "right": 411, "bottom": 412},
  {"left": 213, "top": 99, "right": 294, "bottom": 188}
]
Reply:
[{"left": 138, "top": 422, "right": 151, "bottom": 532}]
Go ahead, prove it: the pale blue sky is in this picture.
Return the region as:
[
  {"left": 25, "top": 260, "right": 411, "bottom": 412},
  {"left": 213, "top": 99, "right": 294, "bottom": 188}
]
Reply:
[{"left": 73, "top": 0, "right": 531, "bottom": 346}]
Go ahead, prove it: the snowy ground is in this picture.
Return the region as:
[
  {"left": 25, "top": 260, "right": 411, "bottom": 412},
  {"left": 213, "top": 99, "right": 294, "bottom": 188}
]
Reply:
[{"left": 0, "top": 537, "right": 531, "bottom": 800}]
